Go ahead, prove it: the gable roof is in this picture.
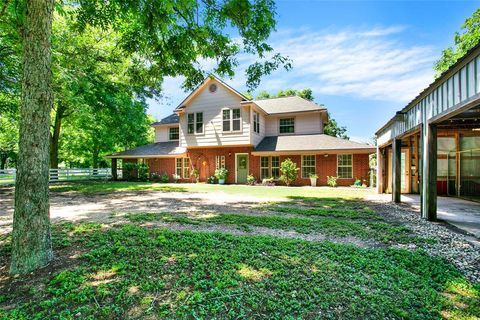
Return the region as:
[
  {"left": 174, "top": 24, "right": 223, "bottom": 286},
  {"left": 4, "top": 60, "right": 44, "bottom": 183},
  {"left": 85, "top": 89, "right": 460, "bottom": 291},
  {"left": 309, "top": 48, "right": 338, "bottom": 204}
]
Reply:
[
  {"left": 254, "top": 134, "right": 374, "bottom": 154},
  {"left": 105, "top": 142, "right": 186, "bottom": 158},
  {"left": 152, "top": 114, "right": 179, "bottom": 126},
  {"left": 246, "top": 96, "right": 326, "bottom": 115},
  {"left": 174, "top": 75, "right": 249, "bottom": 112}
]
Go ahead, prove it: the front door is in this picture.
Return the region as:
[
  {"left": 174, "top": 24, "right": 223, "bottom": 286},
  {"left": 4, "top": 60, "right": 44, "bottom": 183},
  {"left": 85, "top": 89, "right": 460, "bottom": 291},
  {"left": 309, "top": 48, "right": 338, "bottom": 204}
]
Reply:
[{"left": 236, "top": 154, "right": 248, "bottom": 184}]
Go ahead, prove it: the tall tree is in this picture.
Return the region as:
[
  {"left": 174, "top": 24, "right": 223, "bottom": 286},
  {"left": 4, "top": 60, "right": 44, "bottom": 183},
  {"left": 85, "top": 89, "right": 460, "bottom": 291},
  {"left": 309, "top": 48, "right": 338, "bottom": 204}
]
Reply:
[
  {"left": 10, "top": 0, "right": 55, "bottom": 274},
  {"left": 434, "top": 8, "right": 480, "bottom": 76},
  {"left": 9, "top": 0, "right": 289, "bottom": 274}
]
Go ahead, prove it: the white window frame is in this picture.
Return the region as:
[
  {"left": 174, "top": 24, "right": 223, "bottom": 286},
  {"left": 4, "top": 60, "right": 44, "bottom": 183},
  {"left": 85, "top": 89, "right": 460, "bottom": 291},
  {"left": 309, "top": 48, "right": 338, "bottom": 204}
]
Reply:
[
  {"left": 279, "top": 117, "right": 295, "bottom": 134},
  {"left": 183, "top": 158, "right": 190, "bottom": 179},
  {"left": 187, "top": 112, "right": 203, "bottom": 135},
  {"left": 215, "top": 155, "right": 226, "bottom": 169},
  {"left": 253, "top": 111, "right": 260, "bottom": 134},
  {"left": 301, "top": 155, "right": 316, "bottom": 179},
  {"left": 222, "top": 108, "right": 242, "bottom": 133},
  {"left": 169, "top": 127, "right": 179, "bottom": 140},
  {"left": 271, "top": 156, "right": 280, "bottom": 179},
  {"left": 337, "top": 154, "right": 353, "bottom": 179},
  {"left": 260, "top": 156, "right": 270, "bottom": 179},
  {"left": 175, "top": 158, "right": 182, "bottom": 177}
]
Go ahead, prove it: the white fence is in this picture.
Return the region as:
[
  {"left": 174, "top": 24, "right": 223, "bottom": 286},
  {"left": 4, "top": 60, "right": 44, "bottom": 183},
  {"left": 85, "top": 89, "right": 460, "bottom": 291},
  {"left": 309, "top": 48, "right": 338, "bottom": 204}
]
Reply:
[{"left": 0, "top": 168, "right": 112, "bottom": 185}]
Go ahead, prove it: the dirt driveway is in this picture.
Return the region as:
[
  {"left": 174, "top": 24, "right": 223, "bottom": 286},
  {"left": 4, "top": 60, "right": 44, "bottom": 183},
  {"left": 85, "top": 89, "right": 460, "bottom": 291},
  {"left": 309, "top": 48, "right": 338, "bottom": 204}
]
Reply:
[{"left": 0, "top": 187, "right": 284, "bottom": 235}]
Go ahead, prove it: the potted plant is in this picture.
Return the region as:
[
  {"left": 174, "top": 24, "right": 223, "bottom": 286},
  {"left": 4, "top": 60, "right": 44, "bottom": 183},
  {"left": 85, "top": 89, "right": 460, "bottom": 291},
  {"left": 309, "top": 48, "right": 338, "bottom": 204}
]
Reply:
[
  {"left": 191, "top": 168, "right": 199, "bottom": 183},
  {"left": 214, "top": 168, "right": 228, "bottom": 185},
  {"left": 172, "top": 173, "right": 180, "bottom": 183},
  {"left": 309, "top": 173, "right": 318, "bottom": 187}
]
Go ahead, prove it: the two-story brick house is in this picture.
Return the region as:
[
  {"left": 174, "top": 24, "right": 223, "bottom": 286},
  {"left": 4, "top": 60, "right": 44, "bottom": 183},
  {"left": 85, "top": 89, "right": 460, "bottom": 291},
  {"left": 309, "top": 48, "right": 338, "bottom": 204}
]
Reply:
[{"left": 108, "top": 76, "right": 375, "bottom": 186}]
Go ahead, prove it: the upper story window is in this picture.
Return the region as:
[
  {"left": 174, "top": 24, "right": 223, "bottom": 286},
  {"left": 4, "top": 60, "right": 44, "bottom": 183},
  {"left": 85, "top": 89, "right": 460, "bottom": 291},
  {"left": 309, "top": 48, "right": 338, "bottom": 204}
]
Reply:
[
  {"left": 337, "top": 154, "right": 353, "bottom": 179},
  {"left": 253, "top": 111, "right": 260, "bottom": 134},
  {"left": 279, "top": 118, "right": 295, "bottom": 134},
  {"left": 223, "top": 108, "right": 241, "bottom": 132},
  {"left": 187, "top": 112, "right": 203, "bottom": 134},
  {"left": 169, "top": 127, "right": 179, "bottom": 140}
]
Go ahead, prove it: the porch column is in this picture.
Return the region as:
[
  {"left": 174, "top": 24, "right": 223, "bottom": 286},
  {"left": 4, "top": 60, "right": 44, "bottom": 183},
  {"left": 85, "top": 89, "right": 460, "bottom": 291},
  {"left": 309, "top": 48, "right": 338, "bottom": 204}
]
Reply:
[
  {"left": 376, "top": 147, "right": 384, "bottom": 193},
  {"left": 111, "top": 158, "right": 118, "bottom": 181},
  {"left": 392, "top": 138, "right": 401, "bottom": 203},
  {"left": 421, "top": 123, "right": 437, "bottom": 221}
]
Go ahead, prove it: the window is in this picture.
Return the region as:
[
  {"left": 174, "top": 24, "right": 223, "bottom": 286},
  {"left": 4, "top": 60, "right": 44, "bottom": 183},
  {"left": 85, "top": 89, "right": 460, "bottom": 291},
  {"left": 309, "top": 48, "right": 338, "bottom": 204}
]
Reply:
[
  {"left": 176, "top": 158, "right": 190, "bottom": 179},
  {"left": 337, "top": 154, "right": 353, "bottom": 179},
  {"left": 271, "top": 156, "right": 280, "bottom": 178},
  {"left": 253, "top": 111, "right": 260, "bottom": 134},
  {"left": 187, "top": 113, "right": 194, "bottom": 134},
  {"left": 169, "top": 127, "right": 179, "bottom": 140},
  {"left": 187, "top": 113, "right": 203, "bottom": 134},
  {"left": 260, "top": 157, "right": 269, "bottom": 179},
  {"left": 183, "top": 158, "right": 190, "bottom": 179},
  {"left": 215, "top": 155, "right": 225, "bottom": 169},
  {"left": 279, "top": 118, "right": 294, "bottom": 134},
  {"left": 301, "top": 155, "right": 316, "bottom": 178},
  {"left": 222, "top": 108, "right": 242, "bottom": 132},
  {"left": 175, "top": 158, "right": 182, "bottom": 177},
  {"left": 260, "top": 156, "right": 280, "bottom": 179}
]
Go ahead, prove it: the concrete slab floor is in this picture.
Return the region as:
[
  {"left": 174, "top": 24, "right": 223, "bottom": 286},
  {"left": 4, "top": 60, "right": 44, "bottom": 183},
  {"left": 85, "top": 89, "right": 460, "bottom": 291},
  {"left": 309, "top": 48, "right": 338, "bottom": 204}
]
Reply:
[{"left": 380, "top": 194, "right": 480, "bottom": 238}]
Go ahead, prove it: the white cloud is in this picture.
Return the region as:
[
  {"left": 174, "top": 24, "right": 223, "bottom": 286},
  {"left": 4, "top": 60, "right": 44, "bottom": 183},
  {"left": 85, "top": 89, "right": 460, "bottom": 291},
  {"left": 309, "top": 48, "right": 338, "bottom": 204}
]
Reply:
[
  {"left": 148, "top": 25, "right": 438, "bottom": 120},
  {"left": 256, "top": 26, "right": 437, "bottom": 102}
]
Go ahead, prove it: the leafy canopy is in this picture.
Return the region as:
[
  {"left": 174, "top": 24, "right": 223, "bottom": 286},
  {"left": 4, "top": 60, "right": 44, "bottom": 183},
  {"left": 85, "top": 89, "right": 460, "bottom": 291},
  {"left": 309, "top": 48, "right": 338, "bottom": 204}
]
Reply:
[
  {"left": 73, "top": 0, "right": 291, "bottom": 90},
  {"left": 434, "top": 8, "right": 480, "bottom": 76}
]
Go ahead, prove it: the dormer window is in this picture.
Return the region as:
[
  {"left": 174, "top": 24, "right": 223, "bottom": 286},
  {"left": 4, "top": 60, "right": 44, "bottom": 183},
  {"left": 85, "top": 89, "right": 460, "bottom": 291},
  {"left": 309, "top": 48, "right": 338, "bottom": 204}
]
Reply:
[
  {"left": 169, "top": 127, "right": 179, "bottom": 140},
  {"left": 187, "top": 112, "right": 203, "bottom": 134},
  {"left": 279, "top": 118, "right": 295, "bottom": 134},
  {"left": 222, "top": 108, "right": 241, "bottom": 132}
]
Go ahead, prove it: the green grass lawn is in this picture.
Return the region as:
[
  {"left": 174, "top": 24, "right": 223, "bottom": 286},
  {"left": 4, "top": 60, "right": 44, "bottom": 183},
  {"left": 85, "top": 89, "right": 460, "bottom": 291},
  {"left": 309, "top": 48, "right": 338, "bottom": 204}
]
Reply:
[
  {"left": 1, "top": 181, "right": 478, "bottom": 319},
  {"left": 49, "top": 180, "right": 374, "bottom": 199},
  {"left": 0, "top": 223, "right": 478, "bottom": 319}
]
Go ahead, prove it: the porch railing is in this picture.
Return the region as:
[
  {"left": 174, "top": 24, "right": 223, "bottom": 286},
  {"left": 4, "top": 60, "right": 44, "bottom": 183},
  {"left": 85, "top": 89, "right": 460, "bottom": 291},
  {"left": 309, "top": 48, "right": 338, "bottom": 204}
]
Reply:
[{"left": 0, "top": 168, "right": 113, "bottom": 185}]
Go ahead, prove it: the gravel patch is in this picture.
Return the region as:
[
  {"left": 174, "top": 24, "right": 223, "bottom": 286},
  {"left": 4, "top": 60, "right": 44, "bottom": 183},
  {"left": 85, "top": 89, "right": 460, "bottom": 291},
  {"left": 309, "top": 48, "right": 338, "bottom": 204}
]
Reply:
[{"left": 370, "top": 201, "right": 480, "bottom": 283}]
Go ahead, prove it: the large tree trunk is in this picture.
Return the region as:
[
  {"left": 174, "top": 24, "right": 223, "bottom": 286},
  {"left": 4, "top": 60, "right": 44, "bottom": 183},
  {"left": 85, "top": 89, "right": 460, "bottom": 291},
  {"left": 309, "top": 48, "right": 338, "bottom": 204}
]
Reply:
[
  {"left": 49, "top": 104, "right": 66, "bottom": 169},
  {"left": 10, "top": 0, "right": 54, "bottom": 275}
]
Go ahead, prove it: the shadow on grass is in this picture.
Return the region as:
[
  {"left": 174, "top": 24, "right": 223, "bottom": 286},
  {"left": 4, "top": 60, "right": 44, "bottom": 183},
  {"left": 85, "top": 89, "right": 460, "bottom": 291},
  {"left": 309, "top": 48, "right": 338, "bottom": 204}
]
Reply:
[
  {"left": 0, "top": 224, "right": 478, "bottom": 319},
  {"left": 49, "top": 181, "right": 188, "bottom": 194}
]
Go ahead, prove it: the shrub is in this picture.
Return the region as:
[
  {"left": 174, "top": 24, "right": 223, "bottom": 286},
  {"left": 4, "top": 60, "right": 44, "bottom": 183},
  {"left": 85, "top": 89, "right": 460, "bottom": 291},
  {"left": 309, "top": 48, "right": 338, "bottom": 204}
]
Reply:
[
  {"left": 214, "top": 168, "right": 228, "bottom": 180},
  {"left": 191, "top": 168, "right": 199, "bottom": 183},
  {"left": 353, "top": 178, "right": 362, "bottom": 187},
  {"left": 123, "top": 162, "right": 138, "bottom": 181},
  {"left": 138, "top": 163, "right": 149, "bottom": 181},
  {"left": 247, "top": 174, "right": 256, "bottom": 185},
  {"left": 309, "top": 173, "right": 318, "bottom": 179},
  {"left": 159, "top": 172, "right": 170, "bottom": 183},
  {"left": 279, "top": 158, "right": 299, "bottom": 186},
  {"left": 207, "top": 176, "right": 216, "bottom": 184},
  {"left": 327, "top": 176, "right": 338, "bottom": 187}
]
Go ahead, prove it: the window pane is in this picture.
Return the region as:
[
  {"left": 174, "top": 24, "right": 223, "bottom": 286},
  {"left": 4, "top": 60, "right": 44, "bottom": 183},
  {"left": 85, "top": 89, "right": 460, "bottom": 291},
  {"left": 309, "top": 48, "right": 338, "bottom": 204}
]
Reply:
[
  {"left": 176, "top": 158, "right": 182, "bottom": 176},
  {"left": 183, "top": 158, "right": 190, "bottom": 178},
  {"left": 223, "top": 120, "right": 230, "bottom": 131},
  {"left": 260, "top": 156, "right": 269, "bottom": 179},
  {"left": 233, "top": 109, "right": 241, "bottom": 119},
  {"left": 195, "top": 112, "right": 203, "bottom": 133},
  {"left": 169, "top": 127, "right": 179, "bottom": 140},
  {"left": 279, "top": 118, "right": 295, "bottom": 134},
  {"left": 223, "top": 110, "right": 230, "bottom": 120},
  {"left": 187, "top": 113, "right": 194, "bottom": 134},
  {"left": 301, "top": 155, "right": 316, "bottom": 178},
  {"left": 233, "top": 119, "right": 241, "bottom": 131}
]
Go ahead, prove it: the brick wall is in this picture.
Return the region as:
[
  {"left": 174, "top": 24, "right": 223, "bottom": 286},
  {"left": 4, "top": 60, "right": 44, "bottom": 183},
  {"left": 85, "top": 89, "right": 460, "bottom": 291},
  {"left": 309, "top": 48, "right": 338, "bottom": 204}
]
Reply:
[{"left": 122, "top": 151, "right": 371, "bottom": 186}]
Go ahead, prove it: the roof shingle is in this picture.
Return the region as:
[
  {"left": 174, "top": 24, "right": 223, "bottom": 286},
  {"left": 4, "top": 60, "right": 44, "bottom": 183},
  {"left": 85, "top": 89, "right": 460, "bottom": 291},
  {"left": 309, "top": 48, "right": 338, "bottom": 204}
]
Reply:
[
  {"left": 249, "top": 96, "right": 326, "bottom": 114},
  {"left": 254, "top": 134, "right": 375, "bottom": 153},
  {"left": 106, "top": 142, "right": 186, "bottom": 158},
  {"left": 152, "top": 114, "right": 179, "bottom": 126}
]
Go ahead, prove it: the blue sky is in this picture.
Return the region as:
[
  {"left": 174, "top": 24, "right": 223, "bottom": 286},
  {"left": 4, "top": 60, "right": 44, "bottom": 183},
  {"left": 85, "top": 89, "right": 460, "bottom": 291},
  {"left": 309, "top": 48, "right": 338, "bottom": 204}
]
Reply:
[{"left": 147, "top": 0, "right": 479, "bottom": 143}]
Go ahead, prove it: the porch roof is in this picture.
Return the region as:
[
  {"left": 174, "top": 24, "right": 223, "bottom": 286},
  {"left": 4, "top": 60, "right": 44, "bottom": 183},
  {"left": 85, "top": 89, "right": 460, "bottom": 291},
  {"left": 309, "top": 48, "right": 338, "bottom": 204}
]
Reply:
[
  {"left": 253, "top": 134, "right": 375, "bottom": 155},
  {"left": 105, "top": 142, "right": 186, "bottom": 159}
]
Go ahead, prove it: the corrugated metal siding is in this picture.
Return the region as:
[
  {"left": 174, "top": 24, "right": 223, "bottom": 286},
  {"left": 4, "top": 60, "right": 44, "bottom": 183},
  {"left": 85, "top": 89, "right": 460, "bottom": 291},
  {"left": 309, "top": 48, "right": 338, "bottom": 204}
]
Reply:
[{"left": 377, "top": 54, "right": 480, "bottom": 146}]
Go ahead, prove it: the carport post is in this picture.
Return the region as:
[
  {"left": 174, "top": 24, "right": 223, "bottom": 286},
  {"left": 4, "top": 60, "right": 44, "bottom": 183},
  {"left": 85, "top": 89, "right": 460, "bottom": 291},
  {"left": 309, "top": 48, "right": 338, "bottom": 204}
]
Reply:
[
  {"left": 392, "top": 139, "right": 401, "bottom": 203},
  {"left": 376, "top": 147, "right": 384, "bottom": 193},
  {"left": 421, "top": 123, "right": 437, "bottom": 221},
  {"left": 111, "top": 158, "right": 118, "bottom": 181}
]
